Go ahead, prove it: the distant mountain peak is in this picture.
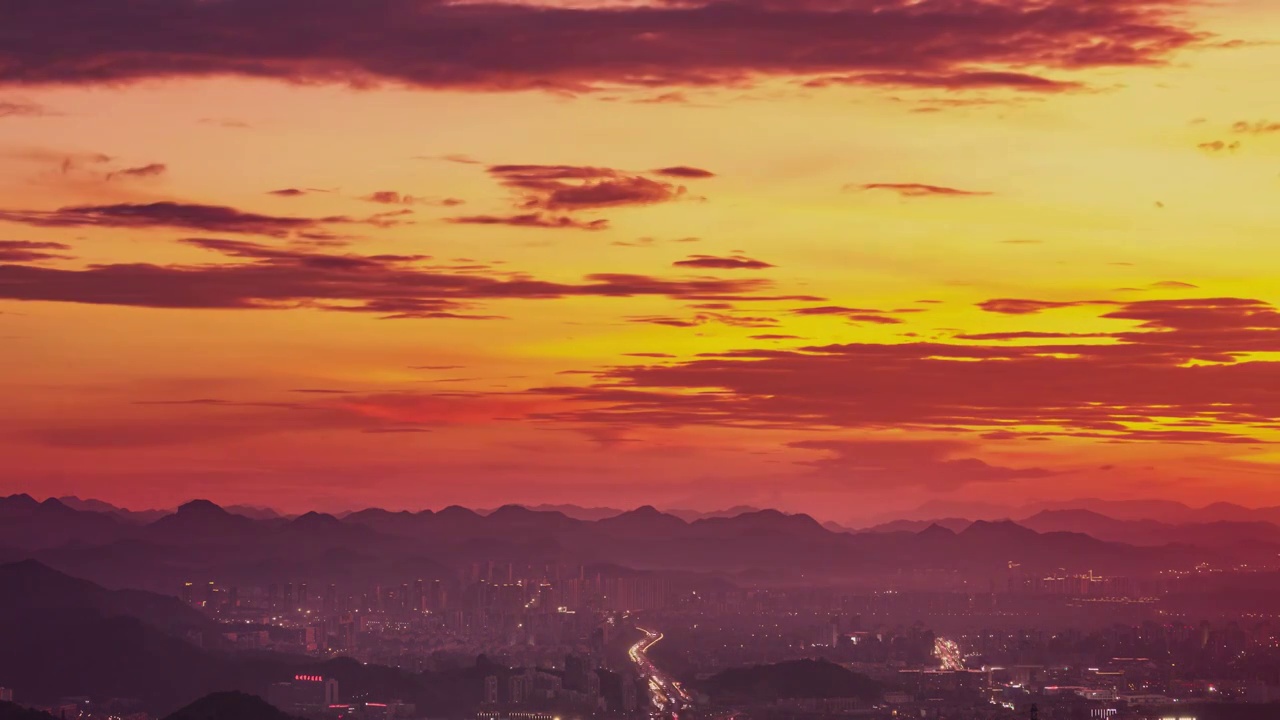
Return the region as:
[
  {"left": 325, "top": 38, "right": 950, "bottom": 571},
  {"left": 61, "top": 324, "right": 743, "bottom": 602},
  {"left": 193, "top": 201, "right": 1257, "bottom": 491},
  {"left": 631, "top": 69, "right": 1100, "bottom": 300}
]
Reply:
[
  {"left": 490, "top": 504, "right": 536, "bottom": 516},
  {"left": 600, "top": 505, "right": 686, "bottom": 528},
  {"left": 39, "top": 497, "right": 71, "bottom": 511},
  {"left": 291, "top": 511, "right": 340, "bottom": 527},
  {"left": 175, "top": 499, "right": 229, "bottom": 516},
  {"left": 961, "top": 519, "right": 1036, "bottom": 538},
  {"left": 1, "top": 493, "right": 39, "bottom": 508},
  {"left": 163, "top": 692, "right": 302, "bottom": 720},
  {"left": 437, "top": 505, "right": 480, "bottom": 519},
  {"left": 918, "top": 523, "right": 958, "bottom": 538}
]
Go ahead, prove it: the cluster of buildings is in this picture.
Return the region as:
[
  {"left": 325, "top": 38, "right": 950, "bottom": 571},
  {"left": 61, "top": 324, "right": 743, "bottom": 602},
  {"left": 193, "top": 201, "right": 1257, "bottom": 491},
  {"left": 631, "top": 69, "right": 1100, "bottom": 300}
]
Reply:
[{"left": 264, "top": 675, "right": 420, "bottom": 720}]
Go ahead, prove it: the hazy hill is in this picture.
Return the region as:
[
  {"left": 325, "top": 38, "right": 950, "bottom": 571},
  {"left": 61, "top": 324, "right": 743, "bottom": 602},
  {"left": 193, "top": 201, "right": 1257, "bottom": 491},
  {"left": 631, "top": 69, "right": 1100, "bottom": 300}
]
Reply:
[
  {"left": 0, "top": 495, "right": 132, "bottom": 549},
  {"left": 0, "top": 559, "right": 207, "bottom": 633},
  {"left": 0, "top": 702, "right": 57, "bottom": 720}
]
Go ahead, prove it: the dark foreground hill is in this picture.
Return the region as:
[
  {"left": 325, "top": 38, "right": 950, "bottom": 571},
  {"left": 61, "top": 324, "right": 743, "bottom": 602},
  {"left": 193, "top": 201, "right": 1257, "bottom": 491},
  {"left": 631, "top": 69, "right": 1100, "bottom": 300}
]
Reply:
[
  {"left": 0, "top": 703, "right": 56, "bottom": 720},
  {"left": 0, "top": 563, "right": 497, "bottom": 715},
  {"left": 0, "top": 559, "right": 208, "bottom": 634},
  {"left": 698, "top": 658, "right": 881, "bottom": 704},
  {"left": 162, "top": 692, "right": 302, "bottom": 720},
  {"left": 0, "top": 694, "right": 303, "bottom": 720}
]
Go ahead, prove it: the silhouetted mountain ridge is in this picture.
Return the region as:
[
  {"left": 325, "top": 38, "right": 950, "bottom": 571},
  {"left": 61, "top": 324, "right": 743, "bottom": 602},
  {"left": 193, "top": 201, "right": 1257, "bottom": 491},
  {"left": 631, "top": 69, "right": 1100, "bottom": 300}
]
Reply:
[
  {"left": 699, "top": 659, "right": 881, "bottom": 703},
  {"left": 162, "top": 692, "right": 301, "bottom": 720}
]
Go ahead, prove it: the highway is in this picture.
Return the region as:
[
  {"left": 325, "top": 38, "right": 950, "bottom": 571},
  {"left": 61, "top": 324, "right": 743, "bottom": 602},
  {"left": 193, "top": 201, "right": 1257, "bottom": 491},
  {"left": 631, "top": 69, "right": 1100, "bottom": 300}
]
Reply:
[
  {"left": 630, "top": 627, "right": 691, "bottom": 718},
  {"left": 935, "top": 636, "right": 964, "bottom": 671}
]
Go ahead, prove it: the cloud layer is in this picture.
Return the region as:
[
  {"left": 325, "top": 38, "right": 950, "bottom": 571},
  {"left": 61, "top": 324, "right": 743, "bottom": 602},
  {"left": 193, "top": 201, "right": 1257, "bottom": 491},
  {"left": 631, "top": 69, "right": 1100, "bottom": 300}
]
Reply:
[
  {"left": 0, "top": 0, "right": 1205, "bottom": 93},
  {"left": 0, "top": 237, "right": 796, "bottom": 318}
]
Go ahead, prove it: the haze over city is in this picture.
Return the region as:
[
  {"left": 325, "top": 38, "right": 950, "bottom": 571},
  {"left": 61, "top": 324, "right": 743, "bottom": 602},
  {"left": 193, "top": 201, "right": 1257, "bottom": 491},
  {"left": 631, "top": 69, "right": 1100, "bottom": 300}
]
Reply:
[{"left": 4, "top": 1, "right": 1280, "bottom": 719}]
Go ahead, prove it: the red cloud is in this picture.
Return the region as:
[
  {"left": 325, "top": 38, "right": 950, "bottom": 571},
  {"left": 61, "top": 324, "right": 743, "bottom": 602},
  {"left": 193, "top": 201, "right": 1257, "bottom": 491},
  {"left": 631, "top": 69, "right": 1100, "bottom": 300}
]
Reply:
[
  {"left": 503, "top": 297, "right": 1280, "bottom": 446},
  {"left": 978, "top": 298, "right": 1115, "bottom": 315},
  {"left": 629, "top": 312, "right": 778, "bottom": 329},
  {"left": 791, "top": 306, "right": 902, "bottom": 324},
  {"left": 452, "top": 163, "right": 698, "bottom": 230},
  {"left": 362, "top": 191, "right": 464, "bottom": 207}
]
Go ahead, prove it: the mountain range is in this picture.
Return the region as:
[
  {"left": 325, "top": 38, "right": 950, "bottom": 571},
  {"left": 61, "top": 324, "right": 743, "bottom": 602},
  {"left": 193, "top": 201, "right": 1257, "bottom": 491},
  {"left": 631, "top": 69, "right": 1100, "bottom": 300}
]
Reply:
[
  {"left": 0, "top": 561, "right": 497, "bottom": 715},
  {"left": 5, "top": 494, "right": 1280, "bottom": 592}
]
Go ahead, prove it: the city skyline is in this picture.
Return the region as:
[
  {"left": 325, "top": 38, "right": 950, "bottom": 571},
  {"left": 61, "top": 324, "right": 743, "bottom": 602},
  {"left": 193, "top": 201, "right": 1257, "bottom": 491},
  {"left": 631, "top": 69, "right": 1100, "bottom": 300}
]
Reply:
[{"left": 3, "top": 0, "right": 1280, "bottom": 517}]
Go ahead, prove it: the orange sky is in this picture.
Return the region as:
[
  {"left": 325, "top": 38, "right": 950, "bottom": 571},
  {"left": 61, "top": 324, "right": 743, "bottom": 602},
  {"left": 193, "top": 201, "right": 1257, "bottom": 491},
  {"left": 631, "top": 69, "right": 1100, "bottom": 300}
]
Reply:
[{"left": 2, "top": 0, "right": 1279, "bottom": 522}]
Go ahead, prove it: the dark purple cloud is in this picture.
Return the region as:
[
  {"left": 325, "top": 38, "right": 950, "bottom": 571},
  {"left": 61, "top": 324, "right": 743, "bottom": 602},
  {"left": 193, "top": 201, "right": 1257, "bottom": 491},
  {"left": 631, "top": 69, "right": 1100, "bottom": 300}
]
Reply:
[
  {"left": 0, "top": 240, "right": 73, "bottom": 262},
  {"left": 673, "top": 254, "right": 773, "bottom": 270},
  {"left": 0, "top": 237, "right": 796, "bottom": 317},
  {"left": 857, "top": 183, "right": 993, "bottom": 197},
  {"left": 106, "top": 163, "right": 167, "bottom": 181},
  {"left": 629, "top": 312, "right": 778, "bottom": 329},
  {"left": 0, "top": 0, "right": 1205, "bottom": 93},
  {"left": 808, "top": 70, "right": 1083, "bottom": 92},
  {"left": 0, "top": 201, "right": 333, "bottom": 236},
  {"left": 451, "top": 163, "right": 698, "bottom": 229},
  {"left": 486, "top": 165, "right": 686, "bottom": 211},
  {"left": 448, "top": 213, "right": 610, "bottom": 232},
  {"left": 653, "top": 166, "right": 716, "bottom": 179},
  {"left": 362, "top": 191, "right": 464, "bottom": 207}
]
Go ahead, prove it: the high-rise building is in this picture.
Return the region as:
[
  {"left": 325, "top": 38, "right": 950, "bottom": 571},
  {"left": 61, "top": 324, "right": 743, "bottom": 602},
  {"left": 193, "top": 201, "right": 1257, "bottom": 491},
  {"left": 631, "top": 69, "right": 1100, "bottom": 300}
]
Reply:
[
  {"left": 266, "top": 675, "right": 338, "bottom": 715},
  {"left": 337, "top": 614, "right": 356, "bottom": 650},
  {"left": 508, "top": 675, "right": 525, "bottom": 704},
  {"left": 483, "top": 676, "right": 499, "bottom": 704},
  {"left": 622, "top": 679, "right": 637, "bottom": 712},
  {"left": 181, "top": 582, "right": 193, "bottom": 605}
]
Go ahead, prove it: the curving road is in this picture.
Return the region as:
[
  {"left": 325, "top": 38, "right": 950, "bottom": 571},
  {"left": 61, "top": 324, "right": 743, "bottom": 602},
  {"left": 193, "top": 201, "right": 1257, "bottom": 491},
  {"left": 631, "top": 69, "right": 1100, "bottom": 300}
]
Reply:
[
  {"left": 935, "top": 637, "right": 964, "bottom": 671},
  {"left": 631, "top": 627, "right": 690, "bottom": 718}
]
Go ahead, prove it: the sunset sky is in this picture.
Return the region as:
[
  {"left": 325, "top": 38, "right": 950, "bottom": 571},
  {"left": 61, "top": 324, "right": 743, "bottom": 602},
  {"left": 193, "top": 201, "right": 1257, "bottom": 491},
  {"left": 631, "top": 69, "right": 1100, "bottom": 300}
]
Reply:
[{"left": 2, "top": 0, "right": 1280, "bottom": 521}]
